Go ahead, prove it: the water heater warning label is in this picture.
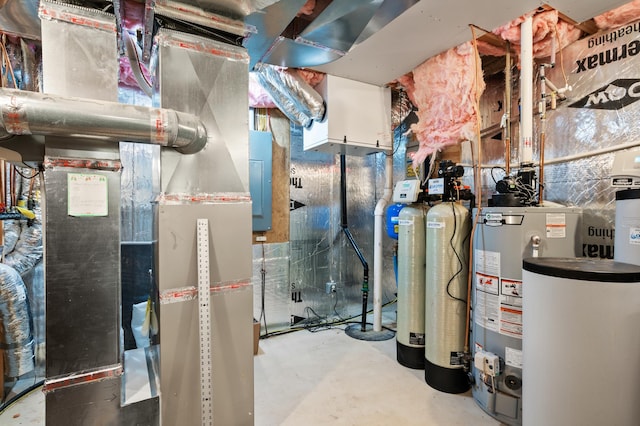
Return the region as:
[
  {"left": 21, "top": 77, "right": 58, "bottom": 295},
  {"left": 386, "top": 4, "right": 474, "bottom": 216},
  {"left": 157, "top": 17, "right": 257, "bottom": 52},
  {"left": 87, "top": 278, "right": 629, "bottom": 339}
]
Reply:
[
  {"left": 546, "top": 213, "right": 567, "bottom": 238},
  {"left": 505, "top": 347, "right": 523, "bottom": 369}
]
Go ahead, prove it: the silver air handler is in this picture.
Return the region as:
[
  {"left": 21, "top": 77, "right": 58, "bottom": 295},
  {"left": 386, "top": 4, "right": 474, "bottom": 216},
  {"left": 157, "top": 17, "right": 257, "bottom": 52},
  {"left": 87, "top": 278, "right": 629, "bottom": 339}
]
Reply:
[{"left": 611, "top": 149, "right": 640, "bottom": 266}]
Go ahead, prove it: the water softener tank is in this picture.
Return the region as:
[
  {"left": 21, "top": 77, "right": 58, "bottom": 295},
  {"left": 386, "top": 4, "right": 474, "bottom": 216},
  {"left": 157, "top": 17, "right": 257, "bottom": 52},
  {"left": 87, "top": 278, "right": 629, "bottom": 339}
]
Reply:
[
  {"left": 424, "top": 202, "right": 470, "bottom": 393},
  {"left": 396, "top": 204, "right": 428, "bottom": 369},
  {"left": 471, "top": 207, "right": 582, "bottom": 425},
  {"left": 614, "top": 188, "right": 640, "bottom": 266}
]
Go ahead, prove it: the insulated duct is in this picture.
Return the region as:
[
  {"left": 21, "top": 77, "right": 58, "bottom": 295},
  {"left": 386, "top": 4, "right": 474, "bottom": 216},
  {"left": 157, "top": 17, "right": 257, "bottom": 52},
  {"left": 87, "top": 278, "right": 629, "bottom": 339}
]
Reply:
[
  {"left": 0, "top": 88, "right": 207, "bottom": 154},
  {"left": 252, "top": 63, "right": 325, "bottom": 128},
  {"left": 4, "top": 167, "right": 42, "bottom": 276},
  {"left": 0, "top": 263, "right": 34, "bottom": 378}
]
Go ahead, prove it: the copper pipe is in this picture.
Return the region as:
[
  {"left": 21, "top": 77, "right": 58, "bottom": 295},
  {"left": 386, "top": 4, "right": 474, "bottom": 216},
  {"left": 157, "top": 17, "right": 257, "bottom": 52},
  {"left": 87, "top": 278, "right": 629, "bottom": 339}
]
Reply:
[
  {"left": 538, "top": 64, "right": 548, "bottom": 205},
  {"left": 464, "top": 25, "right": 484, "bottom": 354},
  {"left": 538, "top": 130, "right": 546, "bottom": 205}
]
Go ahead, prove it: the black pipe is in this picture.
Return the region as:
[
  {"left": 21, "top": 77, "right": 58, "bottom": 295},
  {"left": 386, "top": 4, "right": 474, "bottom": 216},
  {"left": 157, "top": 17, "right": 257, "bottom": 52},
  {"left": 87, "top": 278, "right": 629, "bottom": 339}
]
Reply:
[{"left": 340, "top": 154, "right": 369, "bottom": 332}]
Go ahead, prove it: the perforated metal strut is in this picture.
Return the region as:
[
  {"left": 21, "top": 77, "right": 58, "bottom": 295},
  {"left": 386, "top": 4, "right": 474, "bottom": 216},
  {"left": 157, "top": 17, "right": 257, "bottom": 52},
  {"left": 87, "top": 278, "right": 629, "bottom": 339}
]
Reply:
[{"left": 197, "top": 219, "right": 213, "bottom": 424}]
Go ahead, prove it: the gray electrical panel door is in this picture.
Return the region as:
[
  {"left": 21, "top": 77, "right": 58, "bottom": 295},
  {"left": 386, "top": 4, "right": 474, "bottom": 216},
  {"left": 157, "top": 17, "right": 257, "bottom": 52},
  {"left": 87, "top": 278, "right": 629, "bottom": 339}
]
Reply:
[{"left": 250, "top": 130, "right": 273, "bottom": 231}]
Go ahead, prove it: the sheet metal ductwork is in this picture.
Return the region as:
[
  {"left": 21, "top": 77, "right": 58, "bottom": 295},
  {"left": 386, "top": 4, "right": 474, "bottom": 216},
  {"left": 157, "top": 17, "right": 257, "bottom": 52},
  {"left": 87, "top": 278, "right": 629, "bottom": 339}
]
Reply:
[
  {"left": 244, "top": 0, "right": 420, "bottom": 69},
  {"left": 253, "top": 63, "right": 325, "bottom": 127},
  {"left": 0, "top": 0, "right": 40, "bottom": 39},
  {"left": 0, "top": 88, "right": 208, "bottom": 154}
]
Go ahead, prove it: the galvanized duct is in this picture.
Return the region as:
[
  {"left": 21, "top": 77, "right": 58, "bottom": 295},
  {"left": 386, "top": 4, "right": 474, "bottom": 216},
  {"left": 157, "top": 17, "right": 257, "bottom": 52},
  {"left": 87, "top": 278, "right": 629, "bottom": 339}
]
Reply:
[
  {"left": 0, "top": 88, "right": 207, "bottom": 154},
  {"left": 0, "top": 262, "right": 34, "bottom": 377},
  {"left": 252, "top": 63, "right": 325, "bottom": 128}
]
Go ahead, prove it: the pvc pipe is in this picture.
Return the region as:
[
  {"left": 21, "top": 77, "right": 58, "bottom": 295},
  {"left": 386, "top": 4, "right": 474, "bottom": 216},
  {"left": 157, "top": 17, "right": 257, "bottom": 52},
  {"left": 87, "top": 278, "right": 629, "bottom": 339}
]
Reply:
[
  {"left": 373, "top": 151, "right": 393, "bottom": 332},
  {"left": 504, "top": 42, "right": 512, "bottom": 175},
  {"left": 0, "top": 88, "right": 207, "bottom": 154},
  {"left": 520, "top": 15, "right": 533, "bottom": 164}
]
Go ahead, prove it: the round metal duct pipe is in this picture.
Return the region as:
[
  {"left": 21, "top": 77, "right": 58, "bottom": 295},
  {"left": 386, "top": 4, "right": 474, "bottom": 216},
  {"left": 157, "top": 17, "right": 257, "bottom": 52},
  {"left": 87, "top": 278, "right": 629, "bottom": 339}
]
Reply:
[{"left": 0, "top": 88, "right": 207, "bottom": 154}]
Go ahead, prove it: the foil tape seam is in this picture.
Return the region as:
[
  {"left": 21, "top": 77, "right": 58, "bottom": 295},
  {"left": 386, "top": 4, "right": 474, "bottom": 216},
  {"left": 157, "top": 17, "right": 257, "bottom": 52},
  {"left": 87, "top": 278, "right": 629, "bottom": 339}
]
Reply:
[
  {"left": 39, "top": 0, "right": 117, "bottom": 32},
  {"left": 44, "top": 157, "right": 122, "bottom": 171},
  {"left": 160, "top": 280, "right": 252, "bottom": 305},
  {"left": 43, "top": 364, "right": 123, "bottom": 393},
  {"left": 156, "top": 192, "right": 251, "bottom": 204}
]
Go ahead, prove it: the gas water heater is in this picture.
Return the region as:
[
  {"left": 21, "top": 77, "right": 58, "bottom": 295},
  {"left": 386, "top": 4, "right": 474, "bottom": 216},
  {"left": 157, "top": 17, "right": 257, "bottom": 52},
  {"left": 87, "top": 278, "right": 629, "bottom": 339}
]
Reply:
[
  {"left": 394, "top": 179, "right": 428, "bottom": 369},
  {"left": 471, "top": 206, "right": 582, "bottom": 425}
]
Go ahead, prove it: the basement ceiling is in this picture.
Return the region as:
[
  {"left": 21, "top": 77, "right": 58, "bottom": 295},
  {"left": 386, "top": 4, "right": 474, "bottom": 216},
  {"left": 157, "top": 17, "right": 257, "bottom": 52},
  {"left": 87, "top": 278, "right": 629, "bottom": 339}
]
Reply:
[
  {"left": 310, "top": 0, "right": 631, "bottom": 85},
  {"left": 0, "top": 0, "right": 633, "bottom": 86}
]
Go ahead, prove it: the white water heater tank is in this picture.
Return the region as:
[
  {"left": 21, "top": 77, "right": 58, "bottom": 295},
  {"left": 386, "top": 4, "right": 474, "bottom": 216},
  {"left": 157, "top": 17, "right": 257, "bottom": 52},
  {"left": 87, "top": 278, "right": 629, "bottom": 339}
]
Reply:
[{"left": 522, "top": 258, "right": 640, "bottom": 426}]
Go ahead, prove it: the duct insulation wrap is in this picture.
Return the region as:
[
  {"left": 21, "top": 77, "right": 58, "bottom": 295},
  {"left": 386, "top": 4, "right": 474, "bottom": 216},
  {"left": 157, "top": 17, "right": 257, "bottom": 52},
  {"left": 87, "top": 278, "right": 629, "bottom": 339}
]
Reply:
[
  {"left": 522, "top": 258, "right": 640, "bottom": 426},
  {"left": 614, "top": 189, "right": 640, "bottom": 266},
  {"left": 424, "top": 202, "right": 470, "bottom": 394},
  {"left": 396, "top": 203, "right": 428, "bottom": 369},
  {"left": 471, "top": 206, "right": 582, "bottom": 426},
  {"left": 0, "top": 263, "right": 34, "bottom": 377},
  {"left": 0, "top": 88, "right": 207, "bottom": 153},
  {"left": 252, "top": 63, "right": 325, "bottom": 128}
]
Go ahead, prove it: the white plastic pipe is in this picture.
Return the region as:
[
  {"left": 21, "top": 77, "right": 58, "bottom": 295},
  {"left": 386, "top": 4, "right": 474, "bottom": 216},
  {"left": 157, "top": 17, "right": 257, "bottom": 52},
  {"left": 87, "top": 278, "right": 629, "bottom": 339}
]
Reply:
[
  {"left": 373, "top": 151, "right": 393, "bottom": 331},
  {"left": 520, "top": 15, "right": 534, "bottom": 164}
]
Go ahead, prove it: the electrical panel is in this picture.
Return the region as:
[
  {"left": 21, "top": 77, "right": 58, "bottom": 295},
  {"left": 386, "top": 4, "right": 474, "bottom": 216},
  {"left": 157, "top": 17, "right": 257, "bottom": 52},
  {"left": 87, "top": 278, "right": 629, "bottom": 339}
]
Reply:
[{"left": 249, "top": 131, "right": 273, "bottom": 231}]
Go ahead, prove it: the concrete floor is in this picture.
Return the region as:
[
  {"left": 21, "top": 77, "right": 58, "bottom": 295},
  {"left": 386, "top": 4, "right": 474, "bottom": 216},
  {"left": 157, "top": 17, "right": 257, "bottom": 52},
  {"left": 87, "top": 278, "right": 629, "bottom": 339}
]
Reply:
[
  {"left": 254, "top": 326, "right": 499, "bottom": 426},
  {"left": 0, "top": 326, "right": 500, "bottom": 425}
]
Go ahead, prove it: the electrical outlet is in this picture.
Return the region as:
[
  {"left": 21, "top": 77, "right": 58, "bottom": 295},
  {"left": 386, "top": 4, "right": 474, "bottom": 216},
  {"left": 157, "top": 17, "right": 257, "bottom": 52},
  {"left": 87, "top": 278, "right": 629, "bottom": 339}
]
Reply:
[{"left": 325, "top": 282, "right": 337, "bottom": 294}]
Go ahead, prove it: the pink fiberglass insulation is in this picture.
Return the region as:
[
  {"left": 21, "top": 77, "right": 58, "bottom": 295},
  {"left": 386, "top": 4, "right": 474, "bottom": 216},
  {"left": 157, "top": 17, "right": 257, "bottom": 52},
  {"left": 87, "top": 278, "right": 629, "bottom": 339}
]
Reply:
[
  {"left": 594, "top": 0, "right": 640, "bottom": 29},
  {"left": 249, "top": 72, "right": 277, "bottom": 108},
  {"left": 295, "top": 68, "right": 325, "bottom": 88},
  {"left": 404, "top": 41, "right": 485, "bottom": 165},
  {"left": 298, "top": 0, "right": 316, "bottom": 16},
  {"left": 481, "top": 10, "right": 581, "bottom": 61}
]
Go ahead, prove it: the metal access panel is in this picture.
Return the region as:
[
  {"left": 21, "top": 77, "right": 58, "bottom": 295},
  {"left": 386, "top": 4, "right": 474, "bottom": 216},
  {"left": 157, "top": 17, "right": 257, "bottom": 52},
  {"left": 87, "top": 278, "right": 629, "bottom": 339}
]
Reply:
[
  {"left": 250, "top": 130, "right": 273, "bottom": 231},
  {"left": 44, "top": 166, "right": 122, "bottom": 376},
  {"left": 156, "top": 202, "right": 254, "bottom": 425},
  {"left": 45, "top": 376, "right": 159, "bottom": 426},
  {"left": 471, "top": 206, "right": 582, "bottom": 425}
]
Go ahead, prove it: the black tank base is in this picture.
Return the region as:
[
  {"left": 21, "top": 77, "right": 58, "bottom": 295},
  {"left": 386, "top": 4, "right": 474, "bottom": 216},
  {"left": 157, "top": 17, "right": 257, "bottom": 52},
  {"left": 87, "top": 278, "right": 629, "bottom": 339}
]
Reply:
[
  {"left": 396, "top": 340, "right": 424, "bottom": 370},
  {"left": 425, "top": 358, "right": 470, "bottom": 394}
]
